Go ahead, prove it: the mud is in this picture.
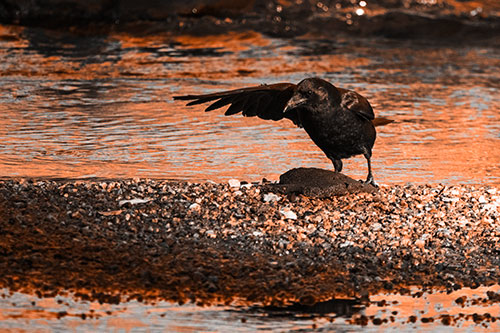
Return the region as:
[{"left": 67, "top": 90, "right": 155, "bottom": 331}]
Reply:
[{"left": 0, "top": 177, "right": 498, "bottom": 310}]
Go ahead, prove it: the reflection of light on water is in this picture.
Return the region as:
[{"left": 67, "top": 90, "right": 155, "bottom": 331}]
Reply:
[
  {"left": 470, "top": 7, "right": 483, "bottom": 16},
  {"left": 0, "top": 290, "right": 334, "bottom": 331},
  {"left": 0, "top": 28, "right": 499, "bottom": 185},
  {"left": 367, "top": 285, "right": 500, "bottom": 328},
  {"left": 1, "top": 286, "right": 499, "bottom": 331},
  {"left": 355, "top": 8, "right": 365, "bottom": 16}
]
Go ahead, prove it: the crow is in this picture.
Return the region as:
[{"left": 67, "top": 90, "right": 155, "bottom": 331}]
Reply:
[{"left": 174, "top": 77, "right": 393, "bottom": 186}]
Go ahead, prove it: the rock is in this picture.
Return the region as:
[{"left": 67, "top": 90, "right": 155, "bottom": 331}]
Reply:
[
  {"left": 205, "top": 230, "right": 216, "bottom": 238},
  {"left": 189, "top": 203, "right": 201, "bottom": 210},
  {"left": 263, "top": 167, "right": 377, "bottom": 198},
  {"left": 118, "top": 198, "right": 151, "bottom": 206},
  {"left": 415, "top": 239, "right": 426, "bottom": 248},
  {"left": 228, "top": 179, "right": 240, "bottom": 188},
  {"left": 263, "top": 193, "right": 281, "bottom": 202},
  {"left": 280, "top": 208, "right": 297, "bottom": 220}
]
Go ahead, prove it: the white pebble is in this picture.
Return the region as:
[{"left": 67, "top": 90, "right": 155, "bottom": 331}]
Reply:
[
  {"left": 415, "top": 239, "right": 426, "bottom": 248},
  {"left": 340, "top": 240, "right": 354, "bottom": 248},
  {"left": 228, "top": 179, "right": 240, "bottom": 188},
  {"left": 263, "top": 193, "right": 281, "bottom": 202},
  {"left": 189, "top": 203, "right": 200, "bottom": 210},
  {"left": 280, "top": 208, "right": 297, "bottom": 220},
  {"left": 118, "top": 198, "right": 151, "bottom": 206}
]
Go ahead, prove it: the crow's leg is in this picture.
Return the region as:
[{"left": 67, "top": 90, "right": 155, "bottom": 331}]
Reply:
[
  {"left": 363, "top": 152, "right": 378, "bottom": 187},
  {"left": 332, "top": 159, "right": 343, "bottom": 173}
]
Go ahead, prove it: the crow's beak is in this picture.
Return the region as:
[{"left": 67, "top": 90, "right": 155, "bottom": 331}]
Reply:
[{"left": 284, "top": 94, "right": 307, "bottom": 113}]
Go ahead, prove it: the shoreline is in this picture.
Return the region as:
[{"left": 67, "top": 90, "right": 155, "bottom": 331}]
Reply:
[
  {"left": 0, "top": 178, "right": 499, "bottom": 307},
  {"left": 0, "top": 1, "right": 499, "bottom": 42}
]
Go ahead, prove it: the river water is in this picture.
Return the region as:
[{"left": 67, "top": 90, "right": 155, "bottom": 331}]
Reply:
[
  {"left": 0, "top": 24, "right": 499, "bottom": 185},
  {"left": 1, "top": 286, "right": 500, "bottom": 331}
]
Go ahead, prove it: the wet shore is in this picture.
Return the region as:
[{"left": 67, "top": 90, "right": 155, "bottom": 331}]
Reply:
[{"left": 1, "top": 177, "right": 499, "bottom": 313}]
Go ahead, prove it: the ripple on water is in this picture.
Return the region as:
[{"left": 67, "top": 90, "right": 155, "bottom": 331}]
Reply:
[
  {"left": 1, "top": 286, "right": 499, "bottom": 331},
  {"left": 0, "top": 27, "right": 499, "bottom": 184}
]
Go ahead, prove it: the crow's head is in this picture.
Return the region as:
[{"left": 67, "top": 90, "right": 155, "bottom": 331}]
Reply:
[{"left": 284, "top": 78, "right": 341, "bottom": 113}]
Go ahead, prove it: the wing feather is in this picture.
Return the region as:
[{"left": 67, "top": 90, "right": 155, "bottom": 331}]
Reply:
[
  {"left": 241, "top": 93, "right": 261, "bottom": 117},
  {"left": 225, "top": 98, "right": 245, "bottom": 116},
  {"left": 337, "top": 88, "right": 375, "bottom": 121},
  {"left": 205, "top": 96, "right": 234, "bottom": 111},
  {"left": 174, "top": 83, "right": 298, "bottom": 124}
]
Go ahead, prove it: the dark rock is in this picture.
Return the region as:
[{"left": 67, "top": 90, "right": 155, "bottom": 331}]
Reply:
[{"left": 263, "top": 167, "right": 377, "bottom": 198}]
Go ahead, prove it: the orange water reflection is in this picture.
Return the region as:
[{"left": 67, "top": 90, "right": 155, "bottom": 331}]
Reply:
[
  {"left": 367, "top": 285, "right": 500, "bottom": 328},
  {"left": 0, "top": 25, "right": 498, "bottom": 184},
  {"left": 1, "top": 286, "right": 499, "bottom": 331}
]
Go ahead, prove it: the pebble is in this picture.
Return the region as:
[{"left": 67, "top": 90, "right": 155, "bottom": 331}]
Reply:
[
  {"left": 415, "top": 239, "right": 426, "bottom": 248},
  {"left": 0, "top": 179, "right": 499, "bottom": 311},
  {"left": 118, "top": 198, "right": 150, "bottom": 206},
  {"left": 228, "top": 179, "right": 240, "bottom": 188},
  {"left": 263, "top": 193, "right": 281, "bottom": 202},
  {"left": 280, "top": 208, "right": 297, "bottom": 220},
  {"left": 189, "top": 203, "right": 201, "bottom": 210}
]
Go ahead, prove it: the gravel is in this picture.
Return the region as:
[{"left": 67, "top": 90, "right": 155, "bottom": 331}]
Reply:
[{"left": 0, "top": 178, "right": 498, "bottom": 307}]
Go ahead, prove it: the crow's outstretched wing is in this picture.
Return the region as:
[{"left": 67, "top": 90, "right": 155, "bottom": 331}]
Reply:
[{"left": 174, "top": 83, "right": 301, "bottom": 125}]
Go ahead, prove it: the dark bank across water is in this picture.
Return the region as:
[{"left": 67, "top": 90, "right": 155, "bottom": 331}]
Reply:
[{"left": 1, "top": 0, "right": 499, "bottom": 40}]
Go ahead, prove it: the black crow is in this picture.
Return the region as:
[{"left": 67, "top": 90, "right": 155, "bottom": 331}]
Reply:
[{"left": 174, "top": 77, "right": 393, "bottom": 186}]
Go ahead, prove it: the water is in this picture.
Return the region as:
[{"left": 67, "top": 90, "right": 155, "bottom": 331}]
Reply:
[
  {"left": 1, "top": 286, "right": 499, "bottom": 331},
  {"left": 0, "top": 25, "right": 499, "bottom": 184}
]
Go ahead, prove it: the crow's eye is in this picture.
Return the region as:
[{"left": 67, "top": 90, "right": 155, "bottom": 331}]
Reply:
[{"left": 303, "top": 90, "right": 313, "bottom": 97}]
